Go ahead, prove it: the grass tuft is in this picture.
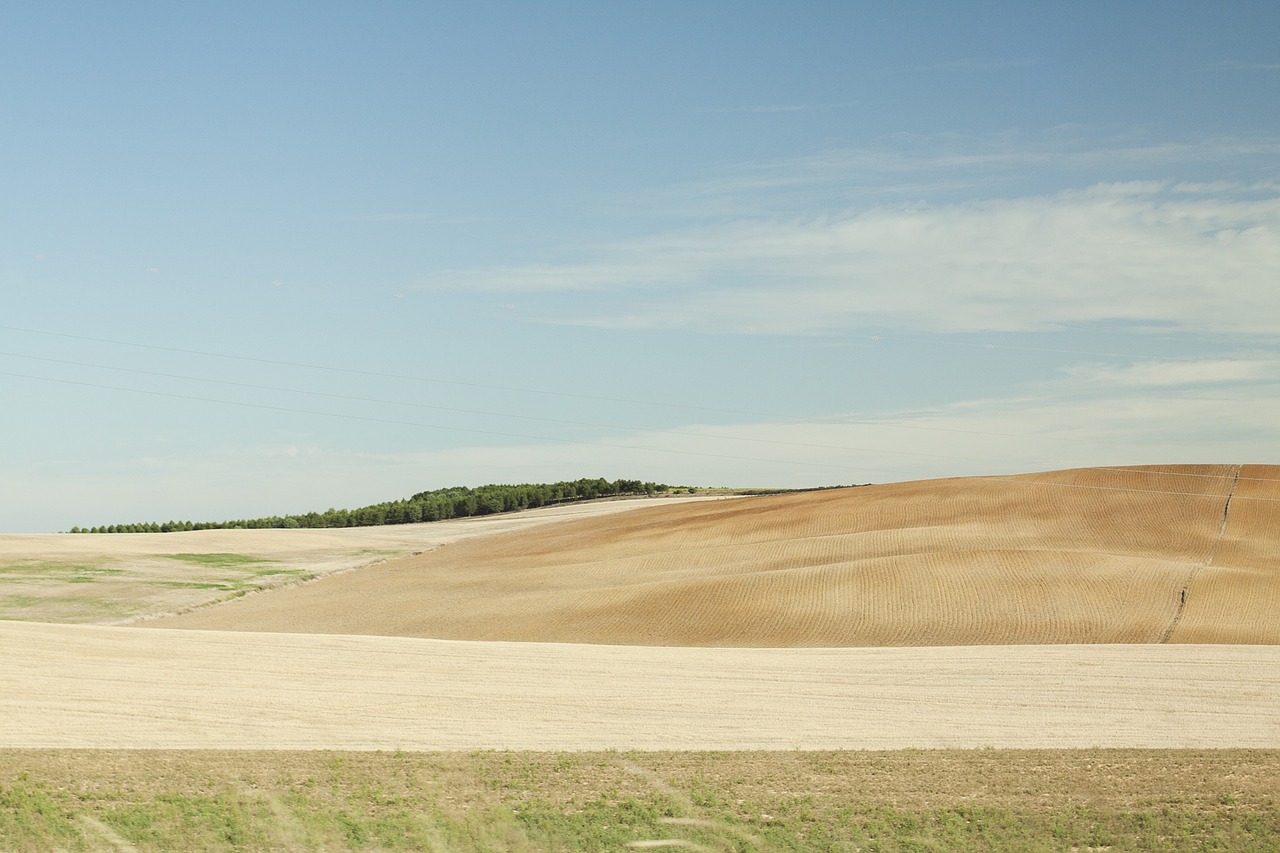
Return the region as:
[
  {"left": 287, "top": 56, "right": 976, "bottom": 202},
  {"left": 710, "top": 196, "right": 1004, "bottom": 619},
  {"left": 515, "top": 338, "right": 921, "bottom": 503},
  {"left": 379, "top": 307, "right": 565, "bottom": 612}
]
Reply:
[{"left": 158, "top": 554, "right": 267, "bottom": 568}]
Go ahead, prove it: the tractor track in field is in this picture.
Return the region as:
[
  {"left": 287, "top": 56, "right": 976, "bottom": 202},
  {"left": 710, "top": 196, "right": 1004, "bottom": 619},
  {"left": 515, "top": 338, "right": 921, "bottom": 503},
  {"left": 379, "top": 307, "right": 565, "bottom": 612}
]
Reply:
[{"left": 1159, "top": 463, "right": 1241, "bottom": 644}]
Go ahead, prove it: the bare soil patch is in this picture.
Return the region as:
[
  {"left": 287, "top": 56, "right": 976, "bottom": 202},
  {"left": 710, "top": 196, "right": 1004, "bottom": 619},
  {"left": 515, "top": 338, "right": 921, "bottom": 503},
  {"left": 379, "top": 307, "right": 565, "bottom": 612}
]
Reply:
[{"left": 144, "top": 465, "right": 1280, "bottom": 646}]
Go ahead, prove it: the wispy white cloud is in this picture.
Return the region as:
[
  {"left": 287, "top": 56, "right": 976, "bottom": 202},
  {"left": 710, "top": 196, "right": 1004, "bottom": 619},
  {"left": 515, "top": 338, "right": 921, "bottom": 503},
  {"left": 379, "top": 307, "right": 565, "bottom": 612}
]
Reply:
[
  {"left": 1062, "top": 358, "right": 1280, "bottom": 388},
  {"left": 428, "top": 182, "right": 1280, "bottom": 336},
  {"left": 607, "top": 130, "right": 1280, "bottom": 220},
  {"left": 715, "top": 133, "right": 1280, "bottom": 190},
  {"left": 928, "top": 58, "right": 1041, "bottom": 72},
  {"left": 337, "top": 212, "right": 492, "bottom": 225},
  {"left": 700, "top": 101, "right": 858, "bottom": 114},
  {"left": 1213, "top": 60, "right": 1280, "bottom": 71}
]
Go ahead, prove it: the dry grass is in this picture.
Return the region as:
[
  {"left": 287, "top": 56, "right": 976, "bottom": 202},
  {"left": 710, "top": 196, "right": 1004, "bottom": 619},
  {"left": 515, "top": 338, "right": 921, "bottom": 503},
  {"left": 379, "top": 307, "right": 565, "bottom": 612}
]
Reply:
[
  {"left": 3, "top": 749, "right": 1278, "bottom": 851},
  {"left": 142, "top": 465, "right": 1280, "bottom": 646}
]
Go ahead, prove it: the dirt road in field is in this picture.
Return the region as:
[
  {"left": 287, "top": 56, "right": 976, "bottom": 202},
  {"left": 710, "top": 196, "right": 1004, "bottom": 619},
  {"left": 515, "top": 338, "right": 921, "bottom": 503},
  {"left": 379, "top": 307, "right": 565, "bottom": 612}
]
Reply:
[{"left": 3, "top": 621, "right": 1277, "bottom": 751}]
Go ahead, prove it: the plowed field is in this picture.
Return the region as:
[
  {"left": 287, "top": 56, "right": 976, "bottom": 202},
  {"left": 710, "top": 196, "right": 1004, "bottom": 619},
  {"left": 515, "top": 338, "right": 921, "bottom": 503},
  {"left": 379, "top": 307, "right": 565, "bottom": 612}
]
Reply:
[{"left": 144, "top": 464, "right": 1280, "bottom": 647}]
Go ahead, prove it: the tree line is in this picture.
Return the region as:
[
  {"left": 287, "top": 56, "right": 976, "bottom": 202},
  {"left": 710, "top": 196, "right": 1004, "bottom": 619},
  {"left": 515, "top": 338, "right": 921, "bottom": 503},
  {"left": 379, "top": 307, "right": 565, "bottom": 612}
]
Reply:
[{"left": 69, "top": 478, "right": 685, "bottom": 534}]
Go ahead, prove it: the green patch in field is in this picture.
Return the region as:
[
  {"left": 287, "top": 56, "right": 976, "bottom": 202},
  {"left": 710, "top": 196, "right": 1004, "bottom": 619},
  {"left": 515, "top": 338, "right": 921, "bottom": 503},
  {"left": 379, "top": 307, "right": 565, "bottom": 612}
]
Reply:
[
  {"left": 159, "top": 553, "right": 267, "bottom": 568},
  {"left": 148, "top": 566, "right": 307, "bottom": 589},
  {"left": 145, "top": 581, "right": 239, "bottom": 590},
  {"left": 0, "top": 561, "right": 123, "bottom": 584},
  {"left": 0, "top": 594, "right": 135, "bottom": 620},
  {"left": 96, "top": 791, "right": 270, "bottom": 850},
  {"left": 0, "top": 783, "right": 83, "bottom": 849}
]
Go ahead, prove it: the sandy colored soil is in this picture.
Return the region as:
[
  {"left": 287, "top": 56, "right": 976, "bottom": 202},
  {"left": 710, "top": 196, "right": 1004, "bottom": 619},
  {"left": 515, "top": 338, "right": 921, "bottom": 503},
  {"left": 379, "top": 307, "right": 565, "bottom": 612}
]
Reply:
[
  {"left": 3, "top": 620, "right": 1278, "bottom": 750},
  {"left": 0, "top": 495, "right": 725, "bottom": 624},
  {"left": 144, "top": 464, "right": 1280, "bottom": 646},
  {"left": 5, "top": 466, "right": 1278, "bottom": 754}
]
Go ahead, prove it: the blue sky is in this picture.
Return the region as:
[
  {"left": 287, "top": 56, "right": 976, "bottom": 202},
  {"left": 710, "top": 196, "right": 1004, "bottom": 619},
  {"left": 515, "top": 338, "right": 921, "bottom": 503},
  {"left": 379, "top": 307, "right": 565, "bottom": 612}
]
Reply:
[{"left": 3, "top": 2, "right": 1278, "bottom": 532}]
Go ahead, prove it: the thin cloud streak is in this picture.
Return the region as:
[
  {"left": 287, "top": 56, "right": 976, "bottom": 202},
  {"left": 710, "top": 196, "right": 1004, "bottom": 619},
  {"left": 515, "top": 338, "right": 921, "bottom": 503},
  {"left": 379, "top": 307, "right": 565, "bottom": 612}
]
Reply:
[
  {"left": 699, "top": 101, "right": 859, "bottom": 114},
  {"left": 927, "top": 58, "right": 1041, "bottom": 72},
  {"left": 1061, "top": 358, "right": 1280, "bottom": 388},
  {"left": 1214, "top": 60, "right": 1280, "bottom": 71},
  {"left": 606, "top": 130, "right": 1280, "bottom": 219},
  {"left": 428, "top": 182, "right": 1280, "bottom": 337}
]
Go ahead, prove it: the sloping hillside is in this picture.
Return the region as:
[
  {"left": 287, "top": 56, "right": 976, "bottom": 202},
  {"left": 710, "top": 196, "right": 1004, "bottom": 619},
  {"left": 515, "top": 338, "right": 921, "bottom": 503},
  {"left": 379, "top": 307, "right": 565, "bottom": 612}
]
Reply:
[{"left": 143, "top": 464, "right": 1280, "bottom": 646}]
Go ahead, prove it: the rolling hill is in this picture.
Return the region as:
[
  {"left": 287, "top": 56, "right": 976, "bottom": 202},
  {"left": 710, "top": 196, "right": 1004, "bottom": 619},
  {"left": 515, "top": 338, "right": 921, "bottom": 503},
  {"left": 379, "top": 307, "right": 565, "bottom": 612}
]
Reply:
[{"left": 143, "top": 464, "right": 1280, "bottom": 646}]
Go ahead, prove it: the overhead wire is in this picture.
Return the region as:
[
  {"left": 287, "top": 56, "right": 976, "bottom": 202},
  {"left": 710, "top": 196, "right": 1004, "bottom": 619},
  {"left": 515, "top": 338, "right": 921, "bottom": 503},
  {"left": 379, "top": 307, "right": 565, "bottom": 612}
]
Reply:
[
  {"left": 0, "top": 369, "right": 926, "bottom": 479},
  {"left": 0, "top": 350, "right": 1019, "bottom": 464},
  {"left": 971, "top": 473, "right": 1280, "bottom": 504},
  {"left": 0, "top": 323, "right": 1136, "bottom": 442},
  {"left": 3, "top": 324, "right": 1273, "bottom": 500},
  {"left": 863, "top": 333, "right": 1202, "bottom": 363}
]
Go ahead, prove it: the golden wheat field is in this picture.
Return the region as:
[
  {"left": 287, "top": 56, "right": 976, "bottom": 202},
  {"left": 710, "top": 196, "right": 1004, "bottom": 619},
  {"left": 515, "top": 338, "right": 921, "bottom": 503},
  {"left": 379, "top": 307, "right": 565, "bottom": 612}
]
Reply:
[{"left": 144, "top": 464, "right": 1280, "bottom": 647}]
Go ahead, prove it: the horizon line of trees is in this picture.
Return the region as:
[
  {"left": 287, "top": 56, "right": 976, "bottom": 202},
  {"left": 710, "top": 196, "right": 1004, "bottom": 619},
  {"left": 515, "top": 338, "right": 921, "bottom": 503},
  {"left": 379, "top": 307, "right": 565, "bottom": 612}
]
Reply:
[{"left": 70, "top": 478, "right": 687, "bottom": 534}]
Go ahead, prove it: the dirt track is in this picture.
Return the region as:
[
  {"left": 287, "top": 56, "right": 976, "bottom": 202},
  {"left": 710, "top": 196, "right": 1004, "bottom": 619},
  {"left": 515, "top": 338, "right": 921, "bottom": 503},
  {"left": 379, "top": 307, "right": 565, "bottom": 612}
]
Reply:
[
  {"left": 4, "top": 620, "right": 1278, "bottom": 750},
  {"left": 143, "top": 464, "right": 1280, "bottom": 646}
]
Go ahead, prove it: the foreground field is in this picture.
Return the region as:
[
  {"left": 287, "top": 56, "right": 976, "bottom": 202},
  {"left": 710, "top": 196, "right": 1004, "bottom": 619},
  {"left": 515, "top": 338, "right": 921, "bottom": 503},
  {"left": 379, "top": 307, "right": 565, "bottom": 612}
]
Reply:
[
  {"left": 145, "top": 464, "right": 1280, "bottom": 646},
  {"left": 3, "top": 749, "right": 1278, "bottom": 851},
  {"left": 4, "top": 621, "right": 1278, "bottom": 750}
]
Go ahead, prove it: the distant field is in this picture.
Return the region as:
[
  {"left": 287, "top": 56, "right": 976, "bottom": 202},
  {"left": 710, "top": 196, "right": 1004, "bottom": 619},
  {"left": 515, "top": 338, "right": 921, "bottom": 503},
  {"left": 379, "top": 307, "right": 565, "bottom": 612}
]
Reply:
[
  {"left": 143, "top": 464, "right": 1280, "bottom": 646},
  {"left": 0, "top": 495, "right": 724, "bottom": 625}
]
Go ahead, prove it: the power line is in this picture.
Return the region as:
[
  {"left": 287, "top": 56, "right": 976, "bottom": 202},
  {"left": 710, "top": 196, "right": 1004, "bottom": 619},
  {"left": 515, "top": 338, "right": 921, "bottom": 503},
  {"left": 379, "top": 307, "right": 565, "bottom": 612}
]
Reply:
[
  {"left": 0, "top": 324, "right": 769, "bottom": 415},
  {"left": 864, "top": 333, "right": 1202, "bottom": 363},
  {"left": 972, "top": 472, "right": 1280, "bottom": 505},
  {"left": 0, "top": 323, "right": 1108, "bottom": 443},
  {"left": 0, "top": 369, "right": 926, "bottom": 478},
  {"left": 0, "top": 351, "right": 1015, "bottom": 464},
  {"left": 1096, "top": 466, "right": 1280, "bottom": 485},
  {"left": 4, "top": 324, "right": 1273, "bottom": 499},
  {"left": 5, "top": 368, "right": 1276, "bottom": 504}
]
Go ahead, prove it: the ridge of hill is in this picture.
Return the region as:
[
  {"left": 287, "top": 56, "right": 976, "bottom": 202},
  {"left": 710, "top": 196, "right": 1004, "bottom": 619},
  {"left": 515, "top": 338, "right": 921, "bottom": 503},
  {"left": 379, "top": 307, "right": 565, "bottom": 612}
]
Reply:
[
  {"left": 68, "top": 477, "right": 704, "bottom": 534},
  {"left": 143, "top": 464, "right": 1280, "bottom": 647}
]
